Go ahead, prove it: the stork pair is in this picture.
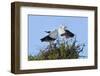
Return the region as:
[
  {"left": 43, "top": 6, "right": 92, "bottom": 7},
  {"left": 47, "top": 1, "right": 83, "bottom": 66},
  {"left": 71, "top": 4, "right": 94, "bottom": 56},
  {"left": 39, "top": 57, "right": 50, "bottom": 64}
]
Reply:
[
  {"left": 40, "top": 25, "right": 74, "bottom": 50},
  {"left": 41, "top": 25, "right": 74, "bottom": 43}
]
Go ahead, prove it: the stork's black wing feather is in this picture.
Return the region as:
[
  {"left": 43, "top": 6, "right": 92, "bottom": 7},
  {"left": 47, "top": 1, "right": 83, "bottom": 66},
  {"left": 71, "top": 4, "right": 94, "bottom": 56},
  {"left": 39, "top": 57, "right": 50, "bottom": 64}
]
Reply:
[
  {"left": 65, "top": 30, "right": 74, "bottom": 37},
  {"left": 40, "top": 35, "right": 56, "bottom": 42}
]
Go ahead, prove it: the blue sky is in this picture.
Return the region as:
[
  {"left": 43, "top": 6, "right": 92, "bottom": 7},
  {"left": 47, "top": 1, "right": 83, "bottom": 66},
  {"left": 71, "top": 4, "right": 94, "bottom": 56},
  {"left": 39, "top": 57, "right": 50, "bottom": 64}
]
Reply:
[{"left": 28, "top": 15, "right": 88, "bottom": 58}]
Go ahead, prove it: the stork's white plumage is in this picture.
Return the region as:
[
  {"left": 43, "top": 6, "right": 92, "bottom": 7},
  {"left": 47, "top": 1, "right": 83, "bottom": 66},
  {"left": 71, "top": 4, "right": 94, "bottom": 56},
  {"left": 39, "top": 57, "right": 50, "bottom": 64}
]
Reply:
[
  {"left": 49, "top": 29, "right": 58, "bottom": 39},
  {"left": 58, "top": 25, "right": 66, "bottom": 35}
]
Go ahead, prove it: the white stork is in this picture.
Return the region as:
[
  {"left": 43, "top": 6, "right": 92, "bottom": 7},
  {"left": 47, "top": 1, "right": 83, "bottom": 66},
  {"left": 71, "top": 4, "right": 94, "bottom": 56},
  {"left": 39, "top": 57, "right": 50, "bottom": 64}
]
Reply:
[
  {"left": 40, "top": 29, "right": 58, "bottom": 49},
  {"left": 41, "top": 29, "right": 58, "bottom": 42},
  {"left": 58, "top": 25, "right": 74, "bottom": 38}
]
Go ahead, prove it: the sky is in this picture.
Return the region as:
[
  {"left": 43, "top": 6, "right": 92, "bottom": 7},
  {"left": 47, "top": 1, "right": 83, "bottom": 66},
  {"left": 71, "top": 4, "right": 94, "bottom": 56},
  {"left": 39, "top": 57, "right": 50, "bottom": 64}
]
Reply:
[{"left": 28, "top": 15, "right": 88, "bottom": 58}]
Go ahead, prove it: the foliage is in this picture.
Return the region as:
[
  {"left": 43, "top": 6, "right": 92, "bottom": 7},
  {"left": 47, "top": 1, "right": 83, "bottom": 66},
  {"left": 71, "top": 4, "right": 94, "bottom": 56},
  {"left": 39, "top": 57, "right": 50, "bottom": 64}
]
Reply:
[{"left": 28, "top": 38, "right": 85, "bottom": 60}]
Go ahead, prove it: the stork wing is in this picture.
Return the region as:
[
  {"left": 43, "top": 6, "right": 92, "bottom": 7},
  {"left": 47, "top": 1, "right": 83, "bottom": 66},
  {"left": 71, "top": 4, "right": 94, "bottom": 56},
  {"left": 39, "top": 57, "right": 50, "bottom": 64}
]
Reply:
[
  {"left": 49, "top": 29, "right": 58, "bottom": 39},
  {"left": 65, "top": 30, "right": 74, "bottom": 37},
  {"left": 40, "top": 35, "right": 55, "bottom": 42}
]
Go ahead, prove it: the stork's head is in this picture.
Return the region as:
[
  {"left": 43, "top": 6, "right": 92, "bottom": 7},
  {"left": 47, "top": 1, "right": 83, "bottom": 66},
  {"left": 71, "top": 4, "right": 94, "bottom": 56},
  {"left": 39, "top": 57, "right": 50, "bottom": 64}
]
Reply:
[
  {"left": 58, "top": 25, "right": 67, "bottom": 35},
  {"left": 59, "top": 25, "right": 67, "bottom": 30}
]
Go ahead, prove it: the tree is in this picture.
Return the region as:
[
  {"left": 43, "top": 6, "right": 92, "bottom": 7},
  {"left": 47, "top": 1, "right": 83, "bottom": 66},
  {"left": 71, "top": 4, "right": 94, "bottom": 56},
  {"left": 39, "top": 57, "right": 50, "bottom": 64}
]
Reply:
[{"left": 28, "top": 38, "right": 85, "bottom": 60}]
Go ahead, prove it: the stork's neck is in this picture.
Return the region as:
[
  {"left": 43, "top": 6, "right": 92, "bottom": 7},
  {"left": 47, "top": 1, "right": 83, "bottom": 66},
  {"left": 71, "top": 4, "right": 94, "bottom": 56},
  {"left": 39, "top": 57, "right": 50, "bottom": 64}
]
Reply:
[{"left": 58, "top": 27, "right": 66, "bottom": 35}]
